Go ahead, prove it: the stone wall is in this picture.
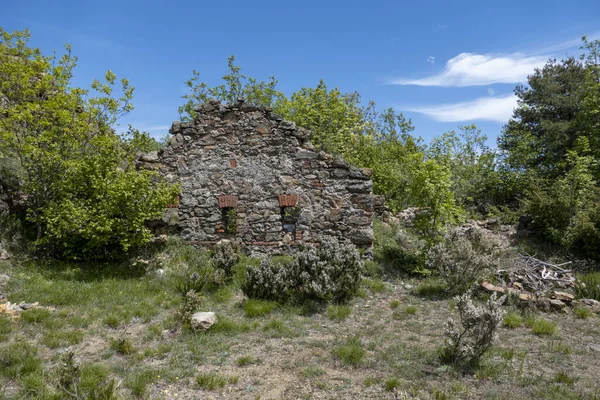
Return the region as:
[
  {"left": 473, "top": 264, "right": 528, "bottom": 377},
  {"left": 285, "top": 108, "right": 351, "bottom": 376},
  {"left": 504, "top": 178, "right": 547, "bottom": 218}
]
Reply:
[{"left": 143, "top": 99, "right": 374, "bottom": 256}]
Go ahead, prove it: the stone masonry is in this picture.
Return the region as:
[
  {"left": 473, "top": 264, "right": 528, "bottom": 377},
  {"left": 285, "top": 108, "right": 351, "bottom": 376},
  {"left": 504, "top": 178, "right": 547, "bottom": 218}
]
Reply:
[{"left": 142, "top": 99, "right": 374, "bottom": 256}]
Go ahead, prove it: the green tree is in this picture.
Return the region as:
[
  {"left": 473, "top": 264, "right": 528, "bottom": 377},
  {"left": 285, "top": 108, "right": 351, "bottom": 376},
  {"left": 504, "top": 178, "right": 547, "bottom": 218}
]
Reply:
[
  {"left": 179, "top": 55, "right": 285, "bottom": 121},
  {"left": 0, "top": 28, "right": 178, "bottom": 258}
]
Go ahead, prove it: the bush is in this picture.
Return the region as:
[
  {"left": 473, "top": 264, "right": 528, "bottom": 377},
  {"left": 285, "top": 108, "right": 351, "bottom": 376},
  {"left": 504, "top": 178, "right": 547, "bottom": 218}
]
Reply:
[
  {"left": 212, "top": 240, "right": 240, "bottom": 276},
  {"left": 373, "top": 220, "right": 428, "bottom": 276},
  {"left": 576, "top": 272, "right": 600, "bottom": 301},
  {"left": 288, "top": 237, "right": 363, "bottom": 303},
  {"left": 242, "top": 258, "right": 291, "bottom": 302},
  {"left": 441, "top": 292, "right": 505, "bottom": 366},
  {"left": 176, "top": 289, "right": 203, "bottom": 326},
  {"left": 243, "top": 237, "right": 363, "bottom": 303},
  {"left": 427, "top": 227, "right": 503, "bottom": 295}
]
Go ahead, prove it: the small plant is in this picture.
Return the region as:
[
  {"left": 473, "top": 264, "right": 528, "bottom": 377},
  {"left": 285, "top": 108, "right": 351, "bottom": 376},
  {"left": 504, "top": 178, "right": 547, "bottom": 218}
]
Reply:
[
  {"left": 176, "top": 289, "right": 203, "bottom": 326},
  {"left": 576, "top": 272, "right": 600, "bottom": 301},
  {"left": 0, "top": 342, "right": 41, "bottom": 379},
  {"left": 303, "top": 365, "right": 326, "bottom": 378},
  {"left": 405, "top": 305, "right": 418, "bottom": 315},
  {"left": 390, "top": 300, "right": 400, "bottom": 309},
  {"left": 574, "top": 306, "right": 593, "bottom": 319},
  {"left": 327, "top": 305, "right": 351, "bottom": 322},
  {"left": 384, "top": 377, "right": 401, "bottom": 392},
  {"left": 196, "top": 372, "right": 236, "bottom": 390},
  {"left": 553, "top": 370, "right": 578, "bottom": 386},
  {"left": 224, "top": 208, "right": 238, "bottom": 234},
  {"left": 441, "top": 292, "right": 505, "bottom": 366},
  {"left": 212, "top": 239, "right": 240, "bottom": 276},
  {"left": 414, "top": 279, "right": 448, "bottom": 299},
  {"left": 175, "top": 270, "right": 210, "bottom": 296},
  {"left": 244, "top": 299, "right": 277, "bottom": 318},
  {"left": 125, "top": 369, "right": 156, "bottom": 397},
  {"left": 427, "top": 227, "right": 503, "bottom": 295},
  {"left": 236, "top": 355, "right": 258, "bottom": 366},
  {"left": 531, "top": 318, "right": 557, "bottom": 336},
  {"left": 333, "top": 335, "right": 365, "bottom": 366},
  {"left": 110, "top": 336, "right": 136, "bottom": 355},
  {"left": 503, "top": 311, "right": 524, "bottom": 328},
  {"left": 55, "top": 350, "right": 120, "bottom": 399},
  {"left": 20, "top": 308, "right": 52, "bottom": 323}
]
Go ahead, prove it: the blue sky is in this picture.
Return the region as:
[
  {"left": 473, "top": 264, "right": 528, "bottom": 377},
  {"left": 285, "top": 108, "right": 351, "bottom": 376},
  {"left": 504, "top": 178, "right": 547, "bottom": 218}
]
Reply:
[{"left": 3, "top": 0, "right": 599, "bottom": 145}]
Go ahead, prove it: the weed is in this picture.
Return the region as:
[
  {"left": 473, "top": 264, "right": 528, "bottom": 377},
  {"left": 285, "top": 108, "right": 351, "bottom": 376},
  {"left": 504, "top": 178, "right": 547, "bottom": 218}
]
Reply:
[
  {"left": 550, "top": 341, "right": 572, "bottom": 354},
  {"left": 20, "top": 308, "right": 52, "bottom": 324},
  {"left": 110, "top": 336, "right": 136, "bottom": 355},
  {"left": 303, "top": 365, "right": 326, "bottom": 378},
  {"left": 244, "top": 299, "right": 277, "bottom": 318},
  {"left": 327, "top": 305, "right": 351, "bottom": 322},
  {"left": 414, "top": 279, "right": 448, "bottom": 299},
  {"left": 405, "top": 305, "right": 418, "bottom": 315},
  {"left": 390, "top": 300, "right": 400, "bottom": 309},
  {"left": 262, "top": 319, "right": 297, "bottom": 338},
  {"left": 125, "top": 368, "right": 157, "bottom": 397},
  {"left": 0, "top": 317, "right": 12, "bottom": 341},
  {"left": 503, "top": 311, "right": 524, "bottom": 328},
  {"left": 553, "top": 370, "right": 578, "bottom": 386},
  {"left": 574, "top": 306, "right": 593, "bottom": 319},
  {"left": 531, "top": 318, "right": 557, "bottom": 336},
  {"left": 384, "top": 377, "right": 401, "bottom": 392},
  {"left": 103, "top": 313, "right": 125, "bottom": 329},
  {"left": 211, "top": 316, "right": 253, "bottom": 335},
  {"left": 196, "top": 372, "right": 236, "bottom": 390},
  {"left": 333, "top": 335, "right": 365, "bottom": 367},
  {"left": 42, "top": 329, "right": 84, "bottom": 348},
  {"left": 237, "top": 355, "right": 259, "bottom": 366},
  {"left": 363, "top": 278, "right": 387, "bottom": 294},
  {"left": 576, "top": 272, "right": 600, "bottom": 301},
  {"left": 0, "top": 342, "right": 41, "bottom": 378}
]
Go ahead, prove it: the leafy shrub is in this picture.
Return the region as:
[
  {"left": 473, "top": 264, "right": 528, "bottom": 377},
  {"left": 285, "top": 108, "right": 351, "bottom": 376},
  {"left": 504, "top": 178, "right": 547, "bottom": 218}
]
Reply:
[
  {"left": 441, "top": 292, "right": 505, "bottom": 366},
  {"left": 211, "top": 239, "right": 240, "bottom": 276},
  {"left": 576, "top": 272, "right": 600, "bottom": 301},
  {"left": 427, "top": 227, "right": 503, "bottom": 295},
  {"left": 55, "top": 350, "right": 119, "bottom": 399},
  {"left": 287, "top": 237, "right": 363, "bottom": 303},
  {"left": 176, "top": 289, "right": 203, "bottom": 326},
  {"left": 243, "top": 237, "right": 363, "bottom": 303},
  {"left": 242, "top": 258, "right": 291, "bottom": 302}
]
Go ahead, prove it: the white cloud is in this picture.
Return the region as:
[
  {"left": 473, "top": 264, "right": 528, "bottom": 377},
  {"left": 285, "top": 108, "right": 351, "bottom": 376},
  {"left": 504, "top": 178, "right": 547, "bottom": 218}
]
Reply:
[
  {"left": 427, "top": 56, "right": 435, "bottom": 65},
  {"left": 392, "top": 53, "right": 548, "bottom": 87},
  {"left": 405, "top": 94, "right": 517, "bottom": 123}
]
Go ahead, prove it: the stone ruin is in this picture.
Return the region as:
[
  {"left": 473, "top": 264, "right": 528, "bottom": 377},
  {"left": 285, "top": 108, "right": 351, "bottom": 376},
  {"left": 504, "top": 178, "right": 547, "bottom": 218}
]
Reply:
[{"left": 140, "top": 99, "right": 374, "bottom": 256}]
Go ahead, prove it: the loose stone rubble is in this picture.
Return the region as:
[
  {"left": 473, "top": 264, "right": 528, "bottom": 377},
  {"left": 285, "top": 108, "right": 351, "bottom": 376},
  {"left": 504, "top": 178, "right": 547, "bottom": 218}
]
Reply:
[{"left": 141, "top": 99, "right": 374, "bottom": 256}]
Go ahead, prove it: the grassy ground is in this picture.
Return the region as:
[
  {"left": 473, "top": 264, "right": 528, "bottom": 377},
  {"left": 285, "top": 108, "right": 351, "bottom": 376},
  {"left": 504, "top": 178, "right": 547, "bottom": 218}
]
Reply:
[{"left": 1, "top": 243, "right": 600, "bottom": 399}]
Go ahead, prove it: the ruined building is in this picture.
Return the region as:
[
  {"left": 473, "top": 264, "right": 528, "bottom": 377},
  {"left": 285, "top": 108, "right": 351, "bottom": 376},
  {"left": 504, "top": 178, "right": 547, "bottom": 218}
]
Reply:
[{"left": 141, "top": 99, "right": 374, "bottom": 256}]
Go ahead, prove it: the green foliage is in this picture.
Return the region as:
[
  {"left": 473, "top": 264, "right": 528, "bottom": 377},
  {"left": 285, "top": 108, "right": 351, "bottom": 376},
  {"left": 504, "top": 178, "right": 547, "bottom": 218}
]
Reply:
[
  {"left": 110, "top": 336, "right": 136, "bottom": 355},
  {"left": 121, "top": 125, "right": 165, "bottom": 153},
  {"left": 503, "top": 311, "right": 524, "bottom": 329},
  {"left": 196, "top": 372, "right": 237, "bottom": 390},
  {"left": 211, "top": 239, "right": 240, "bottom": 275},
  {"left": 426, "top": 227, "right": 503, "bottom": 295},
  {"left": 573, "top": 306, "right": 593, "bottom": 319},
  {"left": 224, "top": 208, "right": 238, "bottom": 234},
  {"left": 243, "top": 299, "right": 277, "bottom": 318},
  {"left": 0, "top": 28, "right": 178, "bottom": 259},
  {"left": 179, "top": 55, "right": 284, "bottom": 120},
  {"left": 333, "top": 335, "right": 365, "bottom": 366},
  {"left": 528, "top": 317, "right": 557, "bottom": 336},
  {"left": 176, "top": 289, "right": 203, "bottom": 326},
  {"left": 326, "top": 304, "right": 352, "bottom": 322},
  {"left": 523, "top": 140, "right": 600, "bottom": 258},
  {"left": 0, "top": 342, "right": 41, "bottom": 378},
  {"left": 243, "top": 238, "right": 363, "bottom": 303},
  {"left": 576, "top": 272, "right": 600, "bottom": 300}
]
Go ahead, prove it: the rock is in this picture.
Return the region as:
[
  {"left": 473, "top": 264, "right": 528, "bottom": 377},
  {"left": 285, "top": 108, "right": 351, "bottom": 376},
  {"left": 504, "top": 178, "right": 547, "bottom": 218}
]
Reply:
[
  {"left": 0, "top": 249, "right": 9, "bottom": 260},
  {"left": 481, "top": 281, "right": 506, "bottom": 294},
  {"left": 552, "top": 291, "right": 575, "bottom": 302},
  {"left": 549, "top": 299, "right": 567, "bottom": 310},
  {"left": 138, "top": 151, "right": 159, "bottom": 163},
  {"left": 0, "top": 274, "right": 9, "bottom": 287},
  {"left": 519, "top": 293, "right": 536, "bottom": 302},
  {"left": 581, "top": 298, "right": 600, "bottom": 307},
  {"left": 190, "top": 312, "right": 217, "bottom": 332},
  {"left": 19, "top": 302, "right": 38, "bottom": 310}
]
